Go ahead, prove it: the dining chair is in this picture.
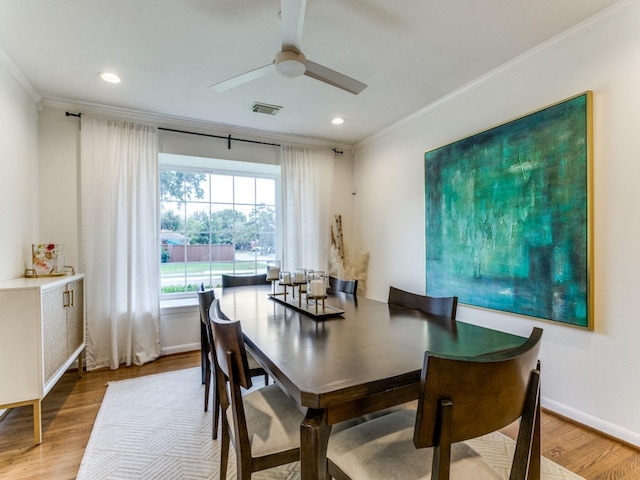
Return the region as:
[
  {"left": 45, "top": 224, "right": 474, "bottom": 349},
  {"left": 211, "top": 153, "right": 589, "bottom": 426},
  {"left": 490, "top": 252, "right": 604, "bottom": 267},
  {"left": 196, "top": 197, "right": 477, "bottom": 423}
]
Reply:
[
  {"left": 388, "top": 286, "right": 458, "bottom": 320},
  {"left": 328, "top": 275, "right": 358, "bottom": 295},
  {"left": 221, "top": 273, "right": 270, "bottom": 287},
  {"left": 197, "top": 290, "right": 269, "bottom": 440},
  {"left": 327, "top": 327, "right": 543, "bottom": 480},
  {"left": 210, "top": 303, "right": 304, "bottom": 480}
]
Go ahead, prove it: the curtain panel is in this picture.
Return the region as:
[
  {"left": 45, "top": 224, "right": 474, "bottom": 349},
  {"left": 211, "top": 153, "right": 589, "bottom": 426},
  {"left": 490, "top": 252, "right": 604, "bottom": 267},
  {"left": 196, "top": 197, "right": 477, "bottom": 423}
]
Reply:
[
  {"left": 281, "top": 145, "right": 334, "bottom": 272},
  {"left": 80, "top": 116, "right": 161, "bottom": 370}
]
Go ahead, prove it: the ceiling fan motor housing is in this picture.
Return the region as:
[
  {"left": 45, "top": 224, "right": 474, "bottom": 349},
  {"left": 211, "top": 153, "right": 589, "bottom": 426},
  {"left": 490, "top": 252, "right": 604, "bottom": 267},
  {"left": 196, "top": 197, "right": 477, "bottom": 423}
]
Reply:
[{"left": 275, "top": 50, "right": 306, "bottom": 77}]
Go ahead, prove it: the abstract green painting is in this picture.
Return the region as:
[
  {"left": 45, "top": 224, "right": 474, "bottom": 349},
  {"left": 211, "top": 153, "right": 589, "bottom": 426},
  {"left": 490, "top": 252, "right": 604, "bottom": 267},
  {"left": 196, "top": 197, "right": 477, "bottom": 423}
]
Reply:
[{"left": 425, "top": 92, "right": 592, "bottom": 328}]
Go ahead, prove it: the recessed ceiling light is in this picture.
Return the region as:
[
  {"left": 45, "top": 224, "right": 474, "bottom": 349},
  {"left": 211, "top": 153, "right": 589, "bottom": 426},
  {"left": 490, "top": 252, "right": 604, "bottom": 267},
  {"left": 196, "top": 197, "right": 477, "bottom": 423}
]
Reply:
[
  {"left": 99, "top": 71, "right": 121, "bottom": 83},
  {"left": 332, "top": 117, "right": 345, "bottom": 125}
]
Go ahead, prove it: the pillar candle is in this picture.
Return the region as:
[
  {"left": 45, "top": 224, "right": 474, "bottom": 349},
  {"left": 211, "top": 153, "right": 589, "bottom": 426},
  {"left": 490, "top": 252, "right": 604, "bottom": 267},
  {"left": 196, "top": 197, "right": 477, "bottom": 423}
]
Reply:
[
  {"left": 268, "top": 267, "right": 280, "bottom": 280},
  {"left": 310, "top": 279, "right": 324, "bottom": 296}
]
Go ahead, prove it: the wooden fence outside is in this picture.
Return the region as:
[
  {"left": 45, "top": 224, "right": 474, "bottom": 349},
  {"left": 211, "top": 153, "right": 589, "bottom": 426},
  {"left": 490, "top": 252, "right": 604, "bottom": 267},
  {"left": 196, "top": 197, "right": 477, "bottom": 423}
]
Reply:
[{"left": 163, "top": 244, "right": 234, "bottom": 263}]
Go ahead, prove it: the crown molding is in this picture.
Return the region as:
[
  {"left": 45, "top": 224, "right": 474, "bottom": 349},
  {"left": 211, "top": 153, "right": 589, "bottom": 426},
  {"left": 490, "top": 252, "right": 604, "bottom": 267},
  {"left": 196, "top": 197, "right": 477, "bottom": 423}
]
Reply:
[{"left": 0, "top": 45, "right": 41, "bottom": 103}]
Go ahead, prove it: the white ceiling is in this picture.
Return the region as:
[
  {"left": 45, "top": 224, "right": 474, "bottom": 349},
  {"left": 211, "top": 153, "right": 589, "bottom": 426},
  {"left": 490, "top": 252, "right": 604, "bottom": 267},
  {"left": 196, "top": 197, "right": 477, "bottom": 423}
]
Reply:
[{"left": 0, "top": 0, "right": 623, "bottom": 145}]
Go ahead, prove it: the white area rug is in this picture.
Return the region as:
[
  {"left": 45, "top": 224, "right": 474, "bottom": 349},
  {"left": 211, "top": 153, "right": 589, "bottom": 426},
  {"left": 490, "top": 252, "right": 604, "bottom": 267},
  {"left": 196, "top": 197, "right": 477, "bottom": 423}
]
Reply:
[{"left": 77, "top": 367, "right": 584, "bottom": 480}]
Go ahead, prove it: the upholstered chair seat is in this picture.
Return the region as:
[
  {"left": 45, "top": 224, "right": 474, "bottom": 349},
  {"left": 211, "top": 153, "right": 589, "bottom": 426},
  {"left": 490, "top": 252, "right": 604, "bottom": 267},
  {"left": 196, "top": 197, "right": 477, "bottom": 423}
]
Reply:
[
  {"left": 328, "top": 409, "right": 500, "bottom": 480},
  {"left": 225, "top": 383, "right": 305, "bottom": 458},
  {"left": 246, "top": 354, "right": 262, "bottom": 372}
]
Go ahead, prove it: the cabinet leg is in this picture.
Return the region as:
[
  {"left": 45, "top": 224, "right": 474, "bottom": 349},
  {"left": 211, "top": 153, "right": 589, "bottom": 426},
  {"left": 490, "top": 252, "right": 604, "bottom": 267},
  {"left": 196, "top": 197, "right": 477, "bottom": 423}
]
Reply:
[
  {"left": 33, "top": 400, "right": 42, "bottom": 445},
  {"left": 77, "top": 350, "right": 85, "bottom": 378}
]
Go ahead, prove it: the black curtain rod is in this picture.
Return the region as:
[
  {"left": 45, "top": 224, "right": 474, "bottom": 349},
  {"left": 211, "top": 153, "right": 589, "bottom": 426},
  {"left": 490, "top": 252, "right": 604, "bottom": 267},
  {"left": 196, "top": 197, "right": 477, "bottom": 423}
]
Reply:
[
  {"left": 158, "top": 127, "right": 280, "bottom": 150},
  {"left": 65, "top": 112, "right": 342, "bottom": 153},
  {"left": 159, "top": 127, "right": 343, "bottom": 154}
]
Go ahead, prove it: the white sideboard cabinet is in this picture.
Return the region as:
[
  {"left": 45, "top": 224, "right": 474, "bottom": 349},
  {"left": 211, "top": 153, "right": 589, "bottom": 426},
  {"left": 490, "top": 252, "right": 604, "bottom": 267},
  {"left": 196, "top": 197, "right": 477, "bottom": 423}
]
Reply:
[{"left": 0, "top": 274, "right": 85, "bottom": 444}]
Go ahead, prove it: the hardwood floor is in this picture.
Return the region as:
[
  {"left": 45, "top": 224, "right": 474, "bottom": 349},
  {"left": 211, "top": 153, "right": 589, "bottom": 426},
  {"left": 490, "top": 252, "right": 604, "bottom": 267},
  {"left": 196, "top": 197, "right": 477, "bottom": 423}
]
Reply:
[{"left": 0, "top": 350, "right": 638, "bottom": 479}]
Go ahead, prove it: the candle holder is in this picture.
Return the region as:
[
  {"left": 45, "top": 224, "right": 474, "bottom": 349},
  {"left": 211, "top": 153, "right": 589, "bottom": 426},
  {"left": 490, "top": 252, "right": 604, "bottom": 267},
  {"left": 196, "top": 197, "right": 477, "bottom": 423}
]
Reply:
[
  {"left": 293, "top": 268, "right": 309, "bottom": 306},
  {"left": 300, "top": 269, "right": 312, "bottom": 295},
  {"left": 279, "top": 270, "right": 293, "bottom": 300},
  {"left": 307, "top": 271, "right": 327, "bottom": 315},
  {"left": 266, "top": 260, "right": 282, "bottom": 295}
]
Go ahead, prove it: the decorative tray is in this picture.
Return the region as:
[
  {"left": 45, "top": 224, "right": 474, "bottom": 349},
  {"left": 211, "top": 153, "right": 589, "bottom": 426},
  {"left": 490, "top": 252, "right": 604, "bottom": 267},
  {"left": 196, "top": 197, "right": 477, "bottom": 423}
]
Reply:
[
  {"left": 268, "top": 293, "right": 344, "bottom": 320},
  {"left": 24, "top": 266, "right": 76, "bottom": 278}
]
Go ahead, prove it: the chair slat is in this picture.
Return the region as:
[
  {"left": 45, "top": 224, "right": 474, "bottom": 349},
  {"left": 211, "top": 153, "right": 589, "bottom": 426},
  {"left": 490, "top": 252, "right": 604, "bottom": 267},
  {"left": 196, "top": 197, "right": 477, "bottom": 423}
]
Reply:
[
  {"left": 388, "top": 286, "right": 457, "bottom": 320},
  {"left": 222, "top": 273, "right": 269, "bottom": 287},
  {"left": 329, "top": 276, "right": 358, "bottom": 295}
]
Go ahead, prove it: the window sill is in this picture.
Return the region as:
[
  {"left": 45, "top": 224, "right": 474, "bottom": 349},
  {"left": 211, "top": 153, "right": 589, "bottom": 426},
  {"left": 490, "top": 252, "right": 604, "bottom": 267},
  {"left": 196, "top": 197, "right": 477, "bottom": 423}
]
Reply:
[{"left": 160, "top": 297, "right": 198, "bottom": 315}]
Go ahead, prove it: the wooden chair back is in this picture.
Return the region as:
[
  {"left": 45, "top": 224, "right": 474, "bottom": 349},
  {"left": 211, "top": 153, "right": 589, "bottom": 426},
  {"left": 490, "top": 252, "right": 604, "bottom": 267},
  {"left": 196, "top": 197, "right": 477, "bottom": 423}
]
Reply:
[
  {"left": 388, "top": 286, "right": 458, "bottom": 320},
  {"left": 210, "top": 300, "right": 253, "bottom": 390},
  {"left": 196, "top": 288, "right": 216, "bottom": 415},
  {"left": 414, "top": 327, "right": 543, "bottom": 479},
  {"left": 222, "top": 273, "right": 269, "bottom": 288},
  {"left": 197, "top": 287, "right": 216, "bottom": 330},
  {"left": 328, "top": 275, "right": 358, "bottom": 295}
]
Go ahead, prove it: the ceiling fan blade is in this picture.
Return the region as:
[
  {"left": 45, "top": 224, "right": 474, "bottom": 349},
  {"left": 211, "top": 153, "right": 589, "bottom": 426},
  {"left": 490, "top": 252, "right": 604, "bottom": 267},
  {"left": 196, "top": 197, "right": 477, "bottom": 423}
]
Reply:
[
  {"left": 210, "top": 63, "right": 275, "bottom": 92},
  {"left": 281, "top": 0, "right": 306, "bottom": 51},
  {"left": 304, "top": 60, "right": 367, "bottom": 95}
]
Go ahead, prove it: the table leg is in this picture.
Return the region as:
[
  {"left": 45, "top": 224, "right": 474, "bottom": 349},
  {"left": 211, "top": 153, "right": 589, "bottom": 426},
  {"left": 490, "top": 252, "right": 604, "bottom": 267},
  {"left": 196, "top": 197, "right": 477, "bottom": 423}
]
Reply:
[{"left": 300, "top": 408, "right": 331, "bottom": 480}]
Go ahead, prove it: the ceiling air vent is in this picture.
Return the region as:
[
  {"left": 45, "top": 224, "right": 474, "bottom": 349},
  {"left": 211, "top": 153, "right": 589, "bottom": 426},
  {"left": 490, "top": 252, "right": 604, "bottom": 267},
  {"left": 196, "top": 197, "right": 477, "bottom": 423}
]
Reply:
[{"left": 252, "top": 102, "right": 282, "bottom": 115}]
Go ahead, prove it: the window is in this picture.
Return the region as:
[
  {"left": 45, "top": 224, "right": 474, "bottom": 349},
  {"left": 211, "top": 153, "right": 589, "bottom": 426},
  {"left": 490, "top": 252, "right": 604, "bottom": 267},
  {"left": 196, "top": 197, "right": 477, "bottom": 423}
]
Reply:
[{"left": 159, "top": 154, "right": 280, "bottom": 296}]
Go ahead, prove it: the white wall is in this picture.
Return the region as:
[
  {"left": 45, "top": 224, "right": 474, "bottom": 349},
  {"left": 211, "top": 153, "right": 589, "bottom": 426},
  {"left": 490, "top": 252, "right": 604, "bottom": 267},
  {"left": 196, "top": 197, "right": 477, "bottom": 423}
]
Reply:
[
  {"left": 330, "top": 149, "right": 356, "bottom": 247},
  {"left": 354, "top": 1, "right": 640, "bottom": 446},
  {"left": 0, "top": 58, "right": 39, "bottom": 282},
  {"left": 38, "top": 109, "right": 81, "bottom": 270}
]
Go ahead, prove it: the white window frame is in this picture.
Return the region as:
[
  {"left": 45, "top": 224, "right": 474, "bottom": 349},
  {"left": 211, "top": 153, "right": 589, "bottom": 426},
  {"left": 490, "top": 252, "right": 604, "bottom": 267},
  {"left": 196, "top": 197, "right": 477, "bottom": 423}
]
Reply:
[{"left": 159, "top": 153, "right": 281, "bottom": 299}]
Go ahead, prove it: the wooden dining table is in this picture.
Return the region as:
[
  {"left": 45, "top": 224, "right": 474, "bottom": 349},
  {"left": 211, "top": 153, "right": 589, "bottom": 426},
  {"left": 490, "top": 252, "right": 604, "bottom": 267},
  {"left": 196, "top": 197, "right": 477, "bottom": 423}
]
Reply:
[{"left": 217, "top": 283, "right": 526, "bottom": 480}]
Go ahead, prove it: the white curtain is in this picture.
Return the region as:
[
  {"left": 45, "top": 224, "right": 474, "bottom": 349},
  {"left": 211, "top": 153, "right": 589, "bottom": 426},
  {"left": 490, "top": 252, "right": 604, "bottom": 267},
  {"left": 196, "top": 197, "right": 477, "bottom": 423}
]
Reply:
[
  {"left": 80, "top": 116, "right": 161, "bottom": 370},
  {"left": 281, "top": 145, "right": 334, "bottom": 272}
]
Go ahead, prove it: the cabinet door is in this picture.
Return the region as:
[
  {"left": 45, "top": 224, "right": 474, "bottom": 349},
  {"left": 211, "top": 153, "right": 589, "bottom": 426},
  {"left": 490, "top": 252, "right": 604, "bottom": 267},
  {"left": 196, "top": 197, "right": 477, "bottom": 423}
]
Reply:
[
  {"left": 66, "top": 279, "right": 84, "bottom": 356},
  {"left": 41, "top": 284, "right": 67, "bottom": 385},
  {"left": 0, "top": 290, "right": 40, "bottom": 403}
]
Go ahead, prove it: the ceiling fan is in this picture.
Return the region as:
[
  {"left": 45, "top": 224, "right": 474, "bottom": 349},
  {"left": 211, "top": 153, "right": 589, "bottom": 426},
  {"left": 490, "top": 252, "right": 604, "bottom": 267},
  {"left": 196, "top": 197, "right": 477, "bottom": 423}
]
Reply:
[{"left": 210, "top": 0, "right": 367, "bottom": 95}]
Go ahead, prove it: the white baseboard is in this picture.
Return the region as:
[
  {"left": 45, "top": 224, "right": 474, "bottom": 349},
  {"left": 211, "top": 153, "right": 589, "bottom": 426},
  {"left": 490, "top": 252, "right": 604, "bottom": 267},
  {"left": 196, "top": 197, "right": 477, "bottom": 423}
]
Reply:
[
  {"left": 161, "top": 343, "right": 200, "bottom": 356},
  {"left": 542, "top": 396, "right": 640, "bottom": 448}
]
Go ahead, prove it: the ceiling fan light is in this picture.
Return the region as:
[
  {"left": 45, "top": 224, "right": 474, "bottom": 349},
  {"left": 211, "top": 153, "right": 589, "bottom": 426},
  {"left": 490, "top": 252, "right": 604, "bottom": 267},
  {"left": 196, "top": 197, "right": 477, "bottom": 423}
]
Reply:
[
  {"left": 276, "top": 59, "right": 305, "bottom": 78},
  {"left": 275, "top": 50, "right": 306, "bottom": 78}
]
